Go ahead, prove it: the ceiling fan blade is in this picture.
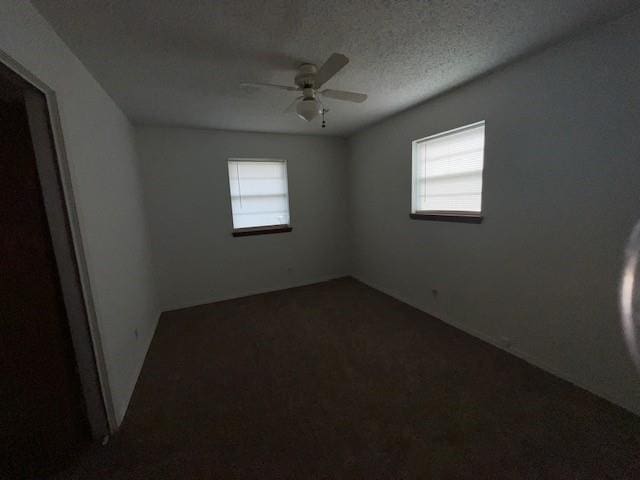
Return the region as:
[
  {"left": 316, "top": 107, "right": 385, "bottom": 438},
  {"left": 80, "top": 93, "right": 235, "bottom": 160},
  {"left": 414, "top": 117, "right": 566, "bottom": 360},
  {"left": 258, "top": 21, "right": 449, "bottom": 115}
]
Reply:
[
  {"left": 314, "top": 53, "right": 349, "bottom": 88},
  {"left": 241, "top": 82, "right": 300, "bottom": 92},
  {"left": 284, "top": 96, "right": 302, "bottom": 113},
  {"left": 320, "top": 89, "right": 367, "bottom": 103}
]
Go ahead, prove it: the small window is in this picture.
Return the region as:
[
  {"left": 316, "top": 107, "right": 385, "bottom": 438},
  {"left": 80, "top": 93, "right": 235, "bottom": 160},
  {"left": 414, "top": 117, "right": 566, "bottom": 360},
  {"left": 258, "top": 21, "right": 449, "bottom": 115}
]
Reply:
[
  {"left": 411, "top": 121, "right": 485, "bottom": 220},
  {"left": 227, "top": 159, "right": 291, "bottom": 235}
]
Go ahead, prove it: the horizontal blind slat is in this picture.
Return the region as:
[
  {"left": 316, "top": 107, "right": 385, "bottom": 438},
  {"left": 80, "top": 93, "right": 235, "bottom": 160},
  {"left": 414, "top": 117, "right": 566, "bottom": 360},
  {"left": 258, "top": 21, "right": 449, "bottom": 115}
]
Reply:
[{"left": 423, "top": 193, "right": 482, "bottom": 212}]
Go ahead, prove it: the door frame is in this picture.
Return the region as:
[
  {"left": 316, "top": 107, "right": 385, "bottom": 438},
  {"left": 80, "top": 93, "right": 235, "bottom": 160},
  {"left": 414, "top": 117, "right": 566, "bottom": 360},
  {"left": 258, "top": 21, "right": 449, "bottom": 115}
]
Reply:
[{"left": 0, "top": 50, "right": 117, "bottom": 436}]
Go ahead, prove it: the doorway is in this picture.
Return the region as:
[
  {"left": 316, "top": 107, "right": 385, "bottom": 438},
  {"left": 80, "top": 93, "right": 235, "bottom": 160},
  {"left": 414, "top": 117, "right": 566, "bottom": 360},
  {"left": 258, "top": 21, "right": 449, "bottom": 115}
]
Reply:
[{"left": 0, "top": 60, "right": 104, "bottom": 477}]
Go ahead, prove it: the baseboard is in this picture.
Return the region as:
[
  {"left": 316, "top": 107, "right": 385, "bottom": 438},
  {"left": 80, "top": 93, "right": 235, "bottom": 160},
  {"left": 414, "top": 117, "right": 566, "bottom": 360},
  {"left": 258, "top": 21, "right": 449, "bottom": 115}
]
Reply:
[
  {"left": 351, "top": 274, "right": 640, "bottom": 417},
  {"left": 162, "top": 273, "right": 349, "bottom": 313},
  {"left": 113, "top": 307, "right": 162, "bottom": 428}
]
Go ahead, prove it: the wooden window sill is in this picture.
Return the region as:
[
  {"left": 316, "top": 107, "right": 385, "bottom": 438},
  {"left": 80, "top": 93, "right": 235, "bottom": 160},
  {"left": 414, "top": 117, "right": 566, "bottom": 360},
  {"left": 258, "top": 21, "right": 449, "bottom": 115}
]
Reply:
[
  {"left": 232, "top": 225, "right": 292, "bottom": 237},
  {"left": 410, "top": 212, "right": 483, "bottom": 224}
]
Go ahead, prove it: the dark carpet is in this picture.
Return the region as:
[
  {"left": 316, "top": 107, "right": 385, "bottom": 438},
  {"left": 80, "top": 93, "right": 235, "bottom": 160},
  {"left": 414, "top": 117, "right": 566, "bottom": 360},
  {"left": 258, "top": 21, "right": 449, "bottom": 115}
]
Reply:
[{"left": 58, "top": 277, "right": 640, "bottom": 479}]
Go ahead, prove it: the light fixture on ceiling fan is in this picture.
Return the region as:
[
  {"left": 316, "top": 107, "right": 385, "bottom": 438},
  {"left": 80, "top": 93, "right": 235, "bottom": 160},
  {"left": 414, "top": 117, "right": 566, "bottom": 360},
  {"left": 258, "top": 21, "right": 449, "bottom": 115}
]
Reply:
[{"left": 241, "top": 53, "right": 367, "bottom": 127}]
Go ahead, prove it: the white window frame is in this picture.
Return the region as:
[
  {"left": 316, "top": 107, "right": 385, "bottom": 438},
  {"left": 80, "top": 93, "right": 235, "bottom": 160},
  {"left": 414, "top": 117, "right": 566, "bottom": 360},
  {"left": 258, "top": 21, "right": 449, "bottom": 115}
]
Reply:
[
  {"left": 227, "top": 157, "right": 292, "bottom": 235},
  {"left": 411, "top": 121, "right": 485, "bottom": 220}
]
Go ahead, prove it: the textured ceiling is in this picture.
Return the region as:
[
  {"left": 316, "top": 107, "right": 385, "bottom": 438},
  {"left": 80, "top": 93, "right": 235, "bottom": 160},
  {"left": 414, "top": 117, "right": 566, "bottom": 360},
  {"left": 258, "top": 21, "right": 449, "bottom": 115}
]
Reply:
[{"left": 32, "top": 0, "right": 639, "bottom": 136}]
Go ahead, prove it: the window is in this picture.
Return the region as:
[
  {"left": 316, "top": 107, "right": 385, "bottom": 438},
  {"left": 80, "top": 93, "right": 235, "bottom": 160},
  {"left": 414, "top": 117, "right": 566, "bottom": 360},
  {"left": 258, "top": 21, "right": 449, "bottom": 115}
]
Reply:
[
  {"left": 411, "top": 121, "right": 485, "bottom": 221},
  {"left": 227, "top": 159, "right": 291, "bottom": 236}
]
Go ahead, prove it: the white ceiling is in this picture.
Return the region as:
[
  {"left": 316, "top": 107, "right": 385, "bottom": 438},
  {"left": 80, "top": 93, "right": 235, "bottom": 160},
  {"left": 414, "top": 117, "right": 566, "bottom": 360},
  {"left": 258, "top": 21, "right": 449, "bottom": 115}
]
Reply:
[{"left": 32, "top": 0, "right": 639, "bottom": 137}]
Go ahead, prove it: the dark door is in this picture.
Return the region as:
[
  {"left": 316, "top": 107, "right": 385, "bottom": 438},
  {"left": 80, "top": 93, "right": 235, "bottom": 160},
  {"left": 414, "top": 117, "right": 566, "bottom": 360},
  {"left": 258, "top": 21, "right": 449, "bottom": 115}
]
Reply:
[{"left": 0, "top": 73, "right": 89, "bottom": 478}]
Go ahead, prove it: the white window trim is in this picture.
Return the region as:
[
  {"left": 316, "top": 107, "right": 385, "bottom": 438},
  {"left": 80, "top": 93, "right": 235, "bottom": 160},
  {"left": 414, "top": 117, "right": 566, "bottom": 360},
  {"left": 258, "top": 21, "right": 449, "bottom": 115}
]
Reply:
[{"left": 411, "top": 121, "right": 485, "bottom": 220}]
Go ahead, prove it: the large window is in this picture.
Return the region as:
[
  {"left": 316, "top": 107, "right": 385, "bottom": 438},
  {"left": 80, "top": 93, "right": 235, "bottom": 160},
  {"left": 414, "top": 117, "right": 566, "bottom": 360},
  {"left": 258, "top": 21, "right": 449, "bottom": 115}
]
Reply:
[
  {"left": 411, "top": 121, "right": 485, "bottom": 219},
  {"left": 227, "top": 159, "right": 291, "bottom": 235}
]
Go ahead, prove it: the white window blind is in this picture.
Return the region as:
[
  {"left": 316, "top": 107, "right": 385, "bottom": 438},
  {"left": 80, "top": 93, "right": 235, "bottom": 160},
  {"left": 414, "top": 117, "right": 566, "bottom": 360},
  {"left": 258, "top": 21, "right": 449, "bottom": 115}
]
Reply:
[
  {"left": 412, "top": 121, "right": 485, "bottom": 214},
  {"left": 228, "top": 159, "right": 290, "bottom": 229}
]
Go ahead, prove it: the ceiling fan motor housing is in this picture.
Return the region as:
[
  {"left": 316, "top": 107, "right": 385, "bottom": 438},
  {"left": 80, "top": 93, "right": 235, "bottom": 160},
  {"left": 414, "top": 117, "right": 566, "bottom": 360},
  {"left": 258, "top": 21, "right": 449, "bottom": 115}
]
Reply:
[{"left": 295, "top": 63, "right": 318, "bottom": 88}]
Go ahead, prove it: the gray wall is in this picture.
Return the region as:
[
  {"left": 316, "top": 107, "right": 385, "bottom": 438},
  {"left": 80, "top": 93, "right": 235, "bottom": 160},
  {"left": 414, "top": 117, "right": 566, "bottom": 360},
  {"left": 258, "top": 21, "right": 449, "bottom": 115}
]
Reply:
[
  {"left": 348, "top": 10, "right": 640, "bottom": 415},
  {"left": 1, "top": 0, "right": 159, "bottom": 424},
  {"left": 136, "top": 127, "right": 350, "bottom": 311}
]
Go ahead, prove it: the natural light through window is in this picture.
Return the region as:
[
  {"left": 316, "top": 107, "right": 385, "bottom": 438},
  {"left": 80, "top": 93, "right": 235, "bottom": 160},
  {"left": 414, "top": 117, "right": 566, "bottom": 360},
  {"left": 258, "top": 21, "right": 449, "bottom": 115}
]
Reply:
[
  {"left": 411, "top": 121, "right": 485, "bottom": 216},
  {"left": 228, "top": 159, "right": 290, "bottom": 230}
]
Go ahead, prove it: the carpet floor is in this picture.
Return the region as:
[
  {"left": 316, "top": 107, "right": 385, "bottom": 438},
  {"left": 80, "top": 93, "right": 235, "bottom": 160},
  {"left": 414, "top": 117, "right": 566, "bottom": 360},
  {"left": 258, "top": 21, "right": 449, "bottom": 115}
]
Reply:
[{"left": 57, "top": 277, "right": 640, "bottom": 479}]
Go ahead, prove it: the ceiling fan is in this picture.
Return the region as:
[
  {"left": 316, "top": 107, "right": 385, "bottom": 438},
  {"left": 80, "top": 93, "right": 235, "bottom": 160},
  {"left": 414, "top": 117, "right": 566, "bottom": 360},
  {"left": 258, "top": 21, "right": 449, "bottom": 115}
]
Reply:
[{"left": 241, "top": 53, "right": 367, "bottom": 126}]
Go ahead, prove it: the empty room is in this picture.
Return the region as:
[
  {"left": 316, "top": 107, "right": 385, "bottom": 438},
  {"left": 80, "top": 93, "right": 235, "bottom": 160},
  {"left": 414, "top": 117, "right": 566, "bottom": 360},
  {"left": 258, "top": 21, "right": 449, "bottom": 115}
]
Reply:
[{"left": 2, "top": 0, "right": 640, "bottom": 478}]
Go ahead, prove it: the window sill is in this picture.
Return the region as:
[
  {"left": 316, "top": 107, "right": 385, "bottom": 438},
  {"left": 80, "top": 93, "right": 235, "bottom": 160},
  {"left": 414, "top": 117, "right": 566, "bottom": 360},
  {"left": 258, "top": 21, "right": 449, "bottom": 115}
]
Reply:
[
  {"left": 410, "top": 212, "right": 483, "bottom": 224},
  {"left": 232, "top": 225, "right": 292, "bottom": 237}
]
